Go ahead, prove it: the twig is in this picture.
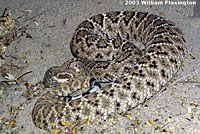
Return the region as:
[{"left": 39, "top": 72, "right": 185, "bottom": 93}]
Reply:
[
  {"left": 16, "top": 70, "right": 33, "bottom": 80},
  {"left": 177, "top": 80, "right": 200, "bottom": 84},
  {"left": 22, "top": 11, "right": 46, "bottom": 22},
  {"left": 174, "top": 73, "right": 191, "bottom": 83},
  {"left": 0, "top": 8, "right": 7, "bottom": 17},
  {"left": 0, "top": 70, "right": 33, "bottom": 84}
]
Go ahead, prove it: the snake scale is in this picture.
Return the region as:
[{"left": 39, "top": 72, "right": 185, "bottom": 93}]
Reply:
[{"left": 32, "top": 11, "right": 186, "bottom": 132}]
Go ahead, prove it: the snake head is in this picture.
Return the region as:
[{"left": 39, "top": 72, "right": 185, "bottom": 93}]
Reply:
[
  {"left": 43, "top": 65, "right": 77, "bottom": 88},
  {"left": 43, "top": 59, "right": 90, "bottom": 88}
]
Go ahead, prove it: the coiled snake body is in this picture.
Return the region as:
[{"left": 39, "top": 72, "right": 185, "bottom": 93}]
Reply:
[{"left": 32, "top": 11, "right": 186, "bottom": 132}]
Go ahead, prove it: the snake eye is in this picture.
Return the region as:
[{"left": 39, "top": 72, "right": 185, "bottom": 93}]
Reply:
[
  {"left": 57, "top": 73, "right": 73, "bottom": 79},
  {"left": 52, "top": 72, "right": 74, "bottom": 83}
]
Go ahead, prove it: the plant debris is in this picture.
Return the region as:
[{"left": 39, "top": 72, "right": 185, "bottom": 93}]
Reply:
[{"left": 0, "top": 8, "right": 27, "bottom": 58}]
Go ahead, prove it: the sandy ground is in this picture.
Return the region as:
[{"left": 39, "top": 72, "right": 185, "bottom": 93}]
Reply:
[{"left": 0, "top": 0, "right": 200, "bottom": 134}]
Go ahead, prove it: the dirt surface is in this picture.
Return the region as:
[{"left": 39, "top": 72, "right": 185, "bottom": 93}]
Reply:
[{"left": 0, "top": 0, "right": 200, "bottom": 134}]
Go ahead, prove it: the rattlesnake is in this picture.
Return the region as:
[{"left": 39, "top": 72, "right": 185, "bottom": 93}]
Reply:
[{"left": 32, "top": 11, "right": 186, "bottom": 132}]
